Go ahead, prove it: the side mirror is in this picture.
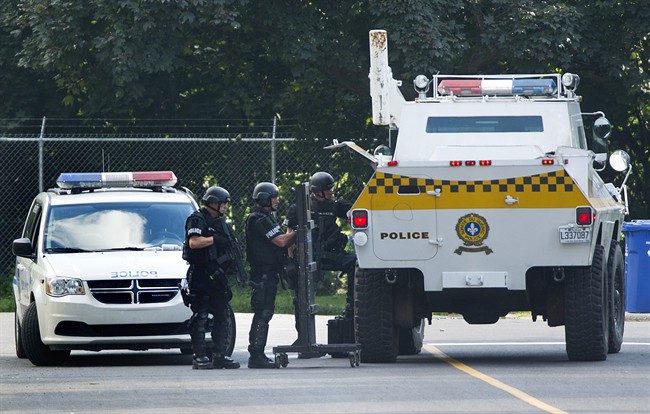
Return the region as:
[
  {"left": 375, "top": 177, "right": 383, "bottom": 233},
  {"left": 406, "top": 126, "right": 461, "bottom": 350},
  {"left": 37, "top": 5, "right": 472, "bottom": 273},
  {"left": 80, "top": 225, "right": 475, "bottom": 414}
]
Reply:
[
  {"left": 13, "top": 237, "right": 35, "bottom": 258},
  {"left": 591, "top": 117, "right": 611, "bottom": 171},
  {"left": 609, "top": 149, "right": 631, "bottom": 172},
  {"left": 608, "top": 149, "right": 633, "bottom": 215},
  {"left": 593, "top": 116, "right": 612, "bottom": 139}
]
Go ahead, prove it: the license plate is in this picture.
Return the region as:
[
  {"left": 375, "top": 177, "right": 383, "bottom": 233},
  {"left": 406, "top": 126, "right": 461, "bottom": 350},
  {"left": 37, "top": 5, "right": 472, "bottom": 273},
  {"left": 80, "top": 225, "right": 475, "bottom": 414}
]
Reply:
[{"left": 559, "top": 226, "right": 591, "bottom": 243}]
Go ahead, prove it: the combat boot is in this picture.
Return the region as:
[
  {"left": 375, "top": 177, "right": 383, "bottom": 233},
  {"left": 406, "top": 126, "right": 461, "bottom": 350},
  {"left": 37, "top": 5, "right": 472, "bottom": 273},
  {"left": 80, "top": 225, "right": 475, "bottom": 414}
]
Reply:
[
  {"left": 247, "top": 352, "right": 276, "bottom": 369},
  {"left": 212, "top": 354, "right": 240, "bottom": 369},
  {"left": 192, "top": 355, "right": 214, "bottom": 370}
]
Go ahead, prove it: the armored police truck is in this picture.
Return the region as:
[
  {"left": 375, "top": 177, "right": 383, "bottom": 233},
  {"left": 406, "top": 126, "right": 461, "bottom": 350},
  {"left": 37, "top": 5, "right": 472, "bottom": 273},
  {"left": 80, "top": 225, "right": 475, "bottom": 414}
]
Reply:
[{"left": 331, "top": 30, "right": 632, "bottom": 363}]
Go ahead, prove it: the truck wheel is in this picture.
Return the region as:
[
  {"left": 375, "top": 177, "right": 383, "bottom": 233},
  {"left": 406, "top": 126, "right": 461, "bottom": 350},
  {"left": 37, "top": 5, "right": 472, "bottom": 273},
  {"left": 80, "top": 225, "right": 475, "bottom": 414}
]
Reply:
[
  {"left": 224, "top": 303, "right": 236, "bottom": 357},
  {"left": 398, "top": 319, "right": 425, "bottom": 355},
  {"left": 22, "top": 302, "right": 70, "bottom": 366},
  {"left": 356, "top": 268, "right": 398, "bottom": 363},
  {"left": 607, "top": 242, "right": 625, "bottom": 354},
  {"left": 15, "top": 312, "right": 27, "bottom": 359},
  {"left": 564, "top": 244, "right": 609, "bottom": 361}
]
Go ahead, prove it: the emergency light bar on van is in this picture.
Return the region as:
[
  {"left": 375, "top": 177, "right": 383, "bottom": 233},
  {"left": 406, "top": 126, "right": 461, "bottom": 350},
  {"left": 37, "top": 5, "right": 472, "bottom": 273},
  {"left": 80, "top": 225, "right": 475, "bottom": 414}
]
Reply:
[
  {"left": 56, "top": 171, "right": 178, "bottom": 189},
  {"left": 437, "top": 78, "right": 557, "bottom": 97}
]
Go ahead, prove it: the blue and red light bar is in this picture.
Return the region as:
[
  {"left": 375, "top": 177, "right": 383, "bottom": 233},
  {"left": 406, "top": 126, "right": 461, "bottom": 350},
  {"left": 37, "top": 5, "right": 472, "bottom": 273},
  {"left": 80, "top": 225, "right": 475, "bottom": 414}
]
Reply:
[
  {"left": 438, "top": 79, "right": 557, "bottom": 97},
  {"left": 56, "top": 171, "right": 177, "bottom": 189}
]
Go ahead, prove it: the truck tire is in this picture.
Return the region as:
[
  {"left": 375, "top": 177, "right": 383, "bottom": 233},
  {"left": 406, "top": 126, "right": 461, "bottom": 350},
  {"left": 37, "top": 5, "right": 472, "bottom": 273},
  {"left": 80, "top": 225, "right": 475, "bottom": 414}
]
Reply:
[
  {"left": 15, "top": 312, "right": 27, "bottom": 359},
  {"left": 22, "top": 302, "right": 70, "bottom": 366},
  {"left": 398, "top": 319, "right": 425, "bottom": 355},
  {"left": 607, "top": 242, "right": 625, "bottom": 354},
  {"left": 356, "top": 268, "right": 398, "bottom": 363},
  {"left": 564, "top": 244, "right": 609, "bottom": 361}
]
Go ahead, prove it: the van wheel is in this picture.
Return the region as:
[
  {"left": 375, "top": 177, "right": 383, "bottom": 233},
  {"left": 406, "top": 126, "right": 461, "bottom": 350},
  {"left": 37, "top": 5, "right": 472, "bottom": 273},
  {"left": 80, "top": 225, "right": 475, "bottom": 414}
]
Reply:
[
  {"left": 15, "top": 312, "right": 27, "bottom": 359},
  {"left": 607, "top": 242, "right": 625, "bottom": 354},
  {"left": 356, "top": 268, "right": 398, "bottom": 363},
  {"left": 22, "top": 302, "right": 70, "bottom": 366},
  {"left": 565, "top": 245, "right": 609, "bottom": 361},
  {"left": 224, "top": 304, "right": 236, "bottom": 357},
  {"left": 183, "top": 304, "right": 236, "bottom": 357},
  {"left": 398, "top": 319, "right": 425, "bottom": 355}
]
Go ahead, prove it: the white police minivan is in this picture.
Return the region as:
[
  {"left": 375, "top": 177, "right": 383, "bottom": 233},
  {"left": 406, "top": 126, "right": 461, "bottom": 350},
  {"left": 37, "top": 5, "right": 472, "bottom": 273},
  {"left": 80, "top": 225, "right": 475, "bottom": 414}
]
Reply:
[{"left": 12, "top": 171, "right": 233, "bottom": 366}]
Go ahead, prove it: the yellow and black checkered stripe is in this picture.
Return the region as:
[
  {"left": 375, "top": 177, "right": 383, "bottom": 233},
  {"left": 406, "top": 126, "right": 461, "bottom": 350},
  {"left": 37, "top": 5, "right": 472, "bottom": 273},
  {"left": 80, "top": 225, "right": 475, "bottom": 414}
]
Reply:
[{"left": 354, "top": 169, "right": 589, "bottom": 210}]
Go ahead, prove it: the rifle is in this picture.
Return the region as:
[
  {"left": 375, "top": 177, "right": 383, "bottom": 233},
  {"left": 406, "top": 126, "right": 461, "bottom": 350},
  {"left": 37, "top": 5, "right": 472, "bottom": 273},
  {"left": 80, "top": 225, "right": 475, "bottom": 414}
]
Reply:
[{"left": 218, "top": 218, "right": 249, "bottom": 285}]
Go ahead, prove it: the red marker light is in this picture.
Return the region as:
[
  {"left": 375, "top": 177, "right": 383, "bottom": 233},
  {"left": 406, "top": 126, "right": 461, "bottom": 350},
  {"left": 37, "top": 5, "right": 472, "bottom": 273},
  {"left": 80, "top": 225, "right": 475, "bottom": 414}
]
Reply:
[
  {"left": 387, "top": 160, "right": 399, "bottom": 167},
  {"left": 576, "top": 207, "right": 593, "bottom": 225},
  {"left": 542, "top": 159, "right": 554, "bottom": 165},
  {"left": 479, "top": 160, "right": 492, "bottom": 166},
  {"left": 352, "top": 210, "right": 368, "bottom": 229},
  {"left": 450, "top": 161, "right": 462, "bottom": 167},
  {"left": 465, "top": 160, "right": 476, "bottom": 166}
]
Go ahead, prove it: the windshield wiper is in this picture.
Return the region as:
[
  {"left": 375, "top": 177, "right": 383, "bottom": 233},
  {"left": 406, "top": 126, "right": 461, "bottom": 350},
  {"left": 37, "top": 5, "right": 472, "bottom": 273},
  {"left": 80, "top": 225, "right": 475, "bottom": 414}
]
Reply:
[
  {"left": 46, "top": 247, "right": 94, "bottom": 253},
  {"left": 100, "top": 247, "right": 145, "bottom": 251}
]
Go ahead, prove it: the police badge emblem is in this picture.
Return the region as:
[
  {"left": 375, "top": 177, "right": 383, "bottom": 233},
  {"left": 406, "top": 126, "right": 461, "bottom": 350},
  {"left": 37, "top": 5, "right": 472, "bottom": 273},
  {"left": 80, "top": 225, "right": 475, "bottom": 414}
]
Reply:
[{"left": 454, "top": 213, "right": 493, "bottom": 255}]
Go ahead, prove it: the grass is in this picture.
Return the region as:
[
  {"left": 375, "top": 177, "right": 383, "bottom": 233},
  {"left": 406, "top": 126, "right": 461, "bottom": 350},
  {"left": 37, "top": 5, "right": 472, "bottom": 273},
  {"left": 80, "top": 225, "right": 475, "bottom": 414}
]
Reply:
[
  {"left": 229, "top": 285, "right": 346, "bottom": 315},
  {"left": 0, "top": 296, "right": 14, "bottom": 312}
]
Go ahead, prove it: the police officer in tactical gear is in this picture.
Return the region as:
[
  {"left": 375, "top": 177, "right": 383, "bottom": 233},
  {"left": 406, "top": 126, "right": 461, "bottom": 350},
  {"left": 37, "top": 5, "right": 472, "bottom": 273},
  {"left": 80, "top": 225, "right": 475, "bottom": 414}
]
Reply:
[
  {"left": 245, "top": 182, "right": 296, "bottom": 368},
  {"left": 184, "top": 185, "right": 240, "bottom": 370},
  {"left": 285, "top": 172, "right": 356, "bottom": 322}
]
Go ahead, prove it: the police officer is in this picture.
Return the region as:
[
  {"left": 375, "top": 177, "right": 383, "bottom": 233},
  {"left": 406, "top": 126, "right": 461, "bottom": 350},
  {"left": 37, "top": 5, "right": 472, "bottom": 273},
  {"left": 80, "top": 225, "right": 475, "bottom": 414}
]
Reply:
[
  {"left": 285, "top": 172, "right": 356, "bottom": 320},
  {"left": 245, "top": 182, "right": 296, "bottom": 368},
  {"left": 184, "top": 186, "right": 240, "bottom": 370}
]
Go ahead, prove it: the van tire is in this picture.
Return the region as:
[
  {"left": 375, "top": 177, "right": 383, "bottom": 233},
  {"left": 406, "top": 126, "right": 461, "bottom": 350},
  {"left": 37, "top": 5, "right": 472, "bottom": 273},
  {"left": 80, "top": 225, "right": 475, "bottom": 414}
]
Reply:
[
  {"left": 607, "top": 242, "right": 625, "bottom": 354},
  {"left": 15, "top": 312, "right": 27, "bottom": 359},
  {"left": 355, "top": 268, "right": 398, "bottom": 363},
  {"left": 565, "top": 245, "right": 609, "bottom": 361},
  {"left": 22, "top": 302, "right": 70, "bottom": 366},
  {"left": 181, "top": 304, "right": 236, "bottom": 357},
  {"left": 224, "top": 304, "right": 236, "bottom": 357}
]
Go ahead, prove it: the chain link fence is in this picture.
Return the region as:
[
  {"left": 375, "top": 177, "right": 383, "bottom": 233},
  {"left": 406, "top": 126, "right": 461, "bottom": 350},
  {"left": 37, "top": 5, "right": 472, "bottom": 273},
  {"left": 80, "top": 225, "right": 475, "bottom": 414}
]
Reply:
[{"left": 1, "top": 118, "right": 375, "bottom": 283}]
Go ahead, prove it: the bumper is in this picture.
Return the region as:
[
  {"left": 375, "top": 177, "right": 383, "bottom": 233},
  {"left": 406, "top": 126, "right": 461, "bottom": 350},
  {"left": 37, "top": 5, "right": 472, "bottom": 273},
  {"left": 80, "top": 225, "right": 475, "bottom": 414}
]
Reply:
[{"left": 35, "top": 293, "right": 192, "bottom": 348}]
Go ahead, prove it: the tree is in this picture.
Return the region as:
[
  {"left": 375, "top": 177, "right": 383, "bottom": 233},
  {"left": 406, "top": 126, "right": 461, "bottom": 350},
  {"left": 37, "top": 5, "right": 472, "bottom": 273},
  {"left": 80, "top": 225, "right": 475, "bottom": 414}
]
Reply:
[{"left": 2, "top": 0, "right": 648, "bottom": 217}]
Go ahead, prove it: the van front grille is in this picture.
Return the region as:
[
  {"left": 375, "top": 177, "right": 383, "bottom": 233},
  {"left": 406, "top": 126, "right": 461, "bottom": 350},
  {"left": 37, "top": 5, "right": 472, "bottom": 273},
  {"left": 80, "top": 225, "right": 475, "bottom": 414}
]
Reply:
[{"left": 87, "top": 279, "right": 181, "bottom": 304}]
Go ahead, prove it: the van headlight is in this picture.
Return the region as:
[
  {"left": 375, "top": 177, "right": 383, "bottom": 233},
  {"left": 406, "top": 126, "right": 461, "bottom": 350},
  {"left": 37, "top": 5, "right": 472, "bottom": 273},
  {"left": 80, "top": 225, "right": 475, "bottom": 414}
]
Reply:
[{"left": 46, "top": 277, "right": 85, "bottom": 297}]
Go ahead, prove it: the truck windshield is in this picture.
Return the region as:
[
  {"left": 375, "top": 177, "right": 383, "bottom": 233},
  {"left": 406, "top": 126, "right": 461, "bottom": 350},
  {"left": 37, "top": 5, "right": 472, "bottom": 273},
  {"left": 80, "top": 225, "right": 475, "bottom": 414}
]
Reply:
[
  {"left": 426, "top": 116, "right": 544, "bottom": 133},
  {"left": 44, "top": 202, "right": 194, "bottom": 252}
]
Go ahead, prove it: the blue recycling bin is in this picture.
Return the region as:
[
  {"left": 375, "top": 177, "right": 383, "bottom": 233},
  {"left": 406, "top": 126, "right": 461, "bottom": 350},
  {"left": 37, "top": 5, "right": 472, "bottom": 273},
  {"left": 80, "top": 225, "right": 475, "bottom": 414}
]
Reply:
[{"left": 622, "top": 220, "right": 650, "bottom": 312}]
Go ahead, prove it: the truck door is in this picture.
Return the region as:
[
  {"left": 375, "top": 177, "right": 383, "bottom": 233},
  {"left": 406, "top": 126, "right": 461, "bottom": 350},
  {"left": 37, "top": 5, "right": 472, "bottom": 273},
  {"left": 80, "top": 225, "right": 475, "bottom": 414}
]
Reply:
[{"left": 369, "top": 172, "right": 439, "bottom": 260}]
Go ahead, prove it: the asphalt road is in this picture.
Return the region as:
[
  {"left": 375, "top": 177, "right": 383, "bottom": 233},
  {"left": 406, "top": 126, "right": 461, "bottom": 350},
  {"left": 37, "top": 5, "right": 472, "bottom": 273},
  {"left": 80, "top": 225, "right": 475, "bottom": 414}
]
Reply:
[{"left": 1, "top": 312, "right": 649, "bottom": 414}]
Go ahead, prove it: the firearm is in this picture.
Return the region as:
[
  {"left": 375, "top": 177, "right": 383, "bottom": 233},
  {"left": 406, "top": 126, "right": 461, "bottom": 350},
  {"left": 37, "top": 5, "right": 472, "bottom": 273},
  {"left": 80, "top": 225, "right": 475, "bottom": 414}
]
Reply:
[{"left": 218, "top": 218, "right": 249, "bottom": 285}]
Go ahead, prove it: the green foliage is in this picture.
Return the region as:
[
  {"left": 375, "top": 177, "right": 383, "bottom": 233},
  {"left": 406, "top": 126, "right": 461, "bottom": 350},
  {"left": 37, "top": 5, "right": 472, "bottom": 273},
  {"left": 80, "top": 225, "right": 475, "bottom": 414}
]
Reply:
[
  {"left": 0, "top": 271, "right": 15, "bottom": 312},
  {"left": 1, "top": 0, "right": 648, "bottom": 216}
]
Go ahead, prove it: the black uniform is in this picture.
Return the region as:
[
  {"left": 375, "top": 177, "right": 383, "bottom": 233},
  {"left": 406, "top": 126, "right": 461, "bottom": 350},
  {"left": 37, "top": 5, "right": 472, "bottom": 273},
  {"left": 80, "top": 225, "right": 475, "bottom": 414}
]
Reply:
[
  {"left": 184, "top": 208, "right": 233, "bottom": 363},
  {"left": 245, "top": 206, "right": 288, "bottom": 357},
  {"left": 285, "top": 195, "right": 356, "bottom": 318}
]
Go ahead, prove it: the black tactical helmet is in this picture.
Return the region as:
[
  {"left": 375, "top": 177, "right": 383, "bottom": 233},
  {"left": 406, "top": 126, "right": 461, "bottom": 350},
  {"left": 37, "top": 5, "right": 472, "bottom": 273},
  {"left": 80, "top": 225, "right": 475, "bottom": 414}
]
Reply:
[
  {"left": 309, "top": 171, "right": 335, "bottom": 194},
  {"left": 252, "top": 182, "right": 279, "bottom": 207},
  {"left": 202, "top": 186, "right": 231, "bottom": 205}
]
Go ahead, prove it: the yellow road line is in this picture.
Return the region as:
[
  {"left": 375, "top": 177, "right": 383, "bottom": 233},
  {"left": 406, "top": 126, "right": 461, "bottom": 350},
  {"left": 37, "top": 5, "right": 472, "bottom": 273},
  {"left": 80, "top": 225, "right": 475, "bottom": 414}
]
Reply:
[{"left": 423, "top": 344, "right": 568, "bottom": 414}]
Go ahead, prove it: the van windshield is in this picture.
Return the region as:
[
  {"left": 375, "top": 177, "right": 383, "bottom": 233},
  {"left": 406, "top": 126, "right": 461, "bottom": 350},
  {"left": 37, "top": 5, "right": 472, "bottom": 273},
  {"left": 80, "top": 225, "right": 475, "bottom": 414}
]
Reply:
[
  {"left": 44, "top": 202, "right": 194, "bottom": 252},
  {"left": 426, "top": 116, "right": 544, "bottom": 133}
]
